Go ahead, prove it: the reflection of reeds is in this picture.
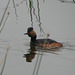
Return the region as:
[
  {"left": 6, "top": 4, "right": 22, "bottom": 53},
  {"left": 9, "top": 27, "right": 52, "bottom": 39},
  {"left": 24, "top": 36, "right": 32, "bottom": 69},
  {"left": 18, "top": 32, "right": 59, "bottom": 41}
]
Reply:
[
  {"left": 0, "top": 45, "right": 10, "bottom": 75},
  {"left": 73, "top": 0, "right": 75, "bottom": 3},
  {"left": 32, "top": 35, "right": 48, "bottom": 75},
  {"left": 37, "top": 0, "right": 45, "bottom": 34},
  {"left": 29, "top": 0, "right": 33, "bottom": 27},
  {"left": 12, "top": 0, "right": 18, "bottom": 18},
  {"left": 0, "top": 0, "right": 10, "bottom": 28},
  {"left": 0, "top": 12, "right": 10, "bottom": 33},
  {"left": 28, "top": 0, "right": 45, "bottom": 34},
  {"left": 25, "top": 0, "right": 28, "bottom": 7},
  {"left": 59, "top": 0, "right": 75, "bottom": 3}
]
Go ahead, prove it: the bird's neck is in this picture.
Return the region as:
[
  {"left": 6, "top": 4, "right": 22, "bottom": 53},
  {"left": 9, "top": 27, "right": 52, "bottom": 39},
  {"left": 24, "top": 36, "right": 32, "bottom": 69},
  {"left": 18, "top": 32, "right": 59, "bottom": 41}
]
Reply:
[{"left": 30, "top": 36, "right": 36, "bottom": 45}]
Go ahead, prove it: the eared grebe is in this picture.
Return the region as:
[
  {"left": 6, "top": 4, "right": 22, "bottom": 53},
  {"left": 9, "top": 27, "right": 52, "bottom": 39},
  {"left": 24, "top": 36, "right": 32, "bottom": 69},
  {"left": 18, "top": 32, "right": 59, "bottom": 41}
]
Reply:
[{"left": 24, "top": 27, "right": 63, "bottom": 49}]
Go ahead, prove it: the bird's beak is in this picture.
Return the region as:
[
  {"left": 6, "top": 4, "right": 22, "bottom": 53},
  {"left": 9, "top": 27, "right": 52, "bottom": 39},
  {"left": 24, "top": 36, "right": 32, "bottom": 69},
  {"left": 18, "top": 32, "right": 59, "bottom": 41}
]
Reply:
[{"left": 24, "top": 33, "right": 28, "bottom": 35}]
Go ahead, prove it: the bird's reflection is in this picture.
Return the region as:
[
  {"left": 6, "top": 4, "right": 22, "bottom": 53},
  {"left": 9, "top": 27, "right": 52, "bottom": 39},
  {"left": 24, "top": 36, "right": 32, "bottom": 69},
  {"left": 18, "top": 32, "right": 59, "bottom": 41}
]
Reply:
[
  {"left": 23, "top": 45, "right": 61, "bottom": 62},
  {"left": 23, "top": 45, "right": 36, "bottom": 62}
]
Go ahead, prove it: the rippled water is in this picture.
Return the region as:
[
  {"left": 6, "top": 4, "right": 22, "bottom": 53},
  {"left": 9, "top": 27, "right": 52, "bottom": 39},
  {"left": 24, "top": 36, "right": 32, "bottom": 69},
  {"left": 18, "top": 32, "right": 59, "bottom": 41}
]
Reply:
[
  {"left": 0, "top": 0, "right": 75, "bottom": 75},
  {"left": 0, "top": 36, "right": 75, "bottom": 75}
]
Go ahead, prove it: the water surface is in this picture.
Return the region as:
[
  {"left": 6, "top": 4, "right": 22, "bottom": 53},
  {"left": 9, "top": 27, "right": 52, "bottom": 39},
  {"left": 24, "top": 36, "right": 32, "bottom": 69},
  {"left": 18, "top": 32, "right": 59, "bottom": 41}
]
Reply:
[{"left": 0, "top": 0, "right": 75, "bottom": 75}]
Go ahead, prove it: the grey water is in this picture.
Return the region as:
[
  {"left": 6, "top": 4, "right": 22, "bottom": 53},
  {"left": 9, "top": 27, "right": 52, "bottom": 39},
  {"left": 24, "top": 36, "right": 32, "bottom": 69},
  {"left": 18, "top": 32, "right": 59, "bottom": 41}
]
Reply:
[{"left": 0, "top": 0, "right": 75, "bottom": 75}]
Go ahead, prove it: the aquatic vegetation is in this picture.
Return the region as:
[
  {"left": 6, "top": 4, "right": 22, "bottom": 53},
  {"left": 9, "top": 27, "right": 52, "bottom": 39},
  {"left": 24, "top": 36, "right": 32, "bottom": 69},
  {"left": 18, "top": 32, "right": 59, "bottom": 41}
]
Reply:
[{"left": 0, "top": 45, "right": 10, "bottom": 75}]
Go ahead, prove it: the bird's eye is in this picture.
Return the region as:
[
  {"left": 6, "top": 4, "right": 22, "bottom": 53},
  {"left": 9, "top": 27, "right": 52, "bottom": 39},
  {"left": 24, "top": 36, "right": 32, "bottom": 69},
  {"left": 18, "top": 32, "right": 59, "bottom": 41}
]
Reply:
[{"left": 29, "top": 32, "right": 31, "bottom": 34}]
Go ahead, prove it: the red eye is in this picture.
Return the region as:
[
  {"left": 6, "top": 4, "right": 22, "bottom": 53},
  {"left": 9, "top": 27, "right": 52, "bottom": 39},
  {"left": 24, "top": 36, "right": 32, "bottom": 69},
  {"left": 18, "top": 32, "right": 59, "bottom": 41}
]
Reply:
[{"left": 29, "top": 32, "right": 31, "bottom": 34}]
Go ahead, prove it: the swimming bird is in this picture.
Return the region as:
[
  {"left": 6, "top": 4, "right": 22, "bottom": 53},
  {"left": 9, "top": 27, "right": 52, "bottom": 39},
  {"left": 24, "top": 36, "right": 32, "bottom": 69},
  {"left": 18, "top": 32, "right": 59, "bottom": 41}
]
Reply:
[{"left": 24, "top": 27, "right": 63, "bottom": 49}]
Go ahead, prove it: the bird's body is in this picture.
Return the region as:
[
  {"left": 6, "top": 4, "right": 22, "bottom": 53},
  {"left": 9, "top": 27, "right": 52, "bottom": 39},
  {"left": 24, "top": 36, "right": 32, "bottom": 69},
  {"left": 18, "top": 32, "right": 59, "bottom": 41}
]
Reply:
[{"left": 25, "top": 27, "right": 63, "bottom": 49}]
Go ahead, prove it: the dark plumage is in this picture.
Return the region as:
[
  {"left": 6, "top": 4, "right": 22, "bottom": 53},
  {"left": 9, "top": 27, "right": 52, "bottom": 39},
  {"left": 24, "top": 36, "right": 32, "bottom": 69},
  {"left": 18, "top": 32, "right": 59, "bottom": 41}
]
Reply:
[{"left": 24, "top": 27, "right": 63, "bottom": 49}]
